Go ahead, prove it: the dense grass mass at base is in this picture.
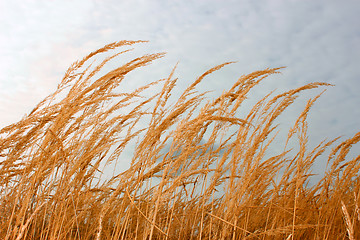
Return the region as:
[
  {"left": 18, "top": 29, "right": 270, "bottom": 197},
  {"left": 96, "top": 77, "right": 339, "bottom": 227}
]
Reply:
[{"left": 0, "top": 41, "right": 359, "bottom": 239}]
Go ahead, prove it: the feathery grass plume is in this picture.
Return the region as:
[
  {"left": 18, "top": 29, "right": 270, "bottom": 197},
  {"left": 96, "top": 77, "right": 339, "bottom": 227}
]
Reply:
[{"left": 0, "top": 41, "right": 359, "bottom": 239}]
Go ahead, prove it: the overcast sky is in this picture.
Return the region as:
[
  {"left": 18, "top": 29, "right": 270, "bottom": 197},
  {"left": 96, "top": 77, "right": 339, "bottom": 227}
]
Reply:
[{"left": 1, "top": 0, "right": 359, "bottom": 169}]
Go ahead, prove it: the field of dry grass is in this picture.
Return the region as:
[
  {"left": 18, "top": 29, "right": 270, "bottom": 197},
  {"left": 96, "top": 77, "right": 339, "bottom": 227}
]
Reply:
[{"left": 0, "top": 41, "right": 359, "bottom": 239}]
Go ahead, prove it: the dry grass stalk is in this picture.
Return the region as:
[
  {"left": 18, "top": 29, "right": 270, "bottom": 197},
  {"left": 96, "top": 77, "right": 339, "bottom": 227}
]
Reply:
[
  {"left": 341, "top": 201, "right": 355, "bottom": 240},
  {"left": 0, "top": 41, "right": 359, "bottom": 239}
]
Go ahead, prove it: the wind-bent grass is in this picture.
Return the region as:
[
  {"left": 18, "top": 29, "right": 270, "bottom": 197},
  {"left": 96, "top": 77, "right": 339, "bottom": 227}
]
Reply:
[{"left": 0, "top": 41, "right": 359, "bottom": 239}]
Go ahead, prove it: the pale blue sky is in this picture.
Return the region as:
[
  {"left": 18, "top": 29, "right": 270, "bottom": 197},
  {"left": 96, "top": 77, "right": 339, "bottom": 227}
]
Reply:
[{"left": 1, "top": 0, "right": 359, "bottom": 171}]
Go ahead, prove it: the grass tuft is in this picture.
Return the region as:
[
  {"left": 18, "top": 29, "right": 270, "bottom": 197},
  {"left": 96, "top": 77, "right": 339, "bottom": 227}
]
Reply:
[{"left": 0, "top": 41, "right": 359, "bottom": 239}]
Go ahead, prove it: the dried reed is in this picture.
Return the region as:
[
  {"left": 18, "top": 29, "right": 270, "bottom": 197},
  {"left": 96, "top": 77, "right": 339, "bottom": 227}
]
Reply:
[{"left": 0, "top": 41, "right": 359, "bottom": 239}]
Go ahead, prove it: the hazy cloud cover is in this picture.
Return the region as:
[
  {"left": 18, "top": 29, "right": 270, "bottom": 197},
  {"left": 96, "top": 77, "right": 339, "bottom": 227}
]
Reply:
[{"left": 1, "top": 0, "right": 359, "bottom": 166}]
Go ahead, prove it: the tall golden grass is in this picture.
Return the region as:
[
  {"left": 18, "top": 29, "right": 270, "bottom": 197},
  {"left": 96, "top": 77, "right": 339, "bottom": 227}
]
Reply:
[{"left": 0, "top": 40, "right": 359, "bottom": 239}]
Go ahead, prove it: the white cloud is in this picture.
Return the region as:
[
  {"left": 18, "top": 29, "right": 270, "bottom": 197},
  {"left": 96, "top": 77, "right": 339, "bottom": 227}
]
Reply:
[{"left": 0, "top": 0, "right": 359, "bottom": 171}]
